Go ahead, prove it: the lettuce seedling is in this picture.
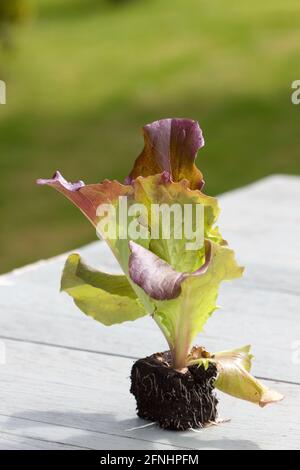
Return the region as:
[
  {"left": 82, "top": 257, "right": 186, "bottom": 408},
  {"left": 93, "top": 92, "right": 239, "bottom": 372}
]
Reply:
[{"left": 38, "top": 119, "right": 283, "bottom": 425}]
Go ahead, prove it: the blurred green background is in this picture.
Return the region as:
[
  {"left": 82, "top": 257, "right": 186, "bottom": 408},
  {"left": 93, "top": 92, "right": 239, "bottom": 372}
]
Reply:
[{"left": 0, "top": 0, "right": 299, "bottom": 274}]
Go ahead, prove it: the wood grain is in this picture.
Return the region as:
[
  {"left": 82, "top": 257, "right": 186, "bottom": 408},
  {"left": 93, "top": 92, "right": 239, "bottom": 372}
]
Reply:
[{"left": 0, "top": 338, "right": 298, "bottom": 450}]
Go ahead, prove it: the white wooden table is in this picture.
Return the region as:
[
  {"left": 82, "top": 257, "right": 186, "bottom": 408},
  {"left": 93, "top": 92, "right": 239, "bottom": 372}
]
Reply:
[{"left": 0, "top": 175, "right": 299, "bottom": 450}]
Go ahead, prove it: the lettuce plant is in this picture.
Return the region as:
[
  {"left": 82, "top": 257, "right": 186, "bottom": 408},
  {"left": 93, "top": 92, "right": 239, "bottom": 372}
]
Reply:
[{"left": 38, "top": 118, "right": 283, "bottom": 409}]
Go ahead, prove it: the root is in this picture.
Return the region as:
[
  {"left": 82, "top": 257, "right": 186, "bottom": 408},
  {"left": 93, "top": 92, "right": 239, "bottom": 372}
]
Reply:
[{"left": 130, "top": 351, "right": 219, "bottom": 431}]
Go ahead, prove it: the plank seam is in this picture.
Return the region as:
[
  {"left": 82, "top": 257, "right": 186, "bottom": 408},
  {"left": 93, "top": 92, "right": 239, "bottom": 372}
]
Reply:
[
  {"left": 0, "top": 413, "right": 194, "bottom": 450},
  {"left": 0, "top": 334, "right": 137, "bottom": 360},
  {"left": 0, "top": 429, "right": 92, "bottom": 450},
  {"left": 237, "top": 283, "right": 300, "bottom": 298},
  {"left": 1, "top": 334, "right": 299, "bottom": 387}
]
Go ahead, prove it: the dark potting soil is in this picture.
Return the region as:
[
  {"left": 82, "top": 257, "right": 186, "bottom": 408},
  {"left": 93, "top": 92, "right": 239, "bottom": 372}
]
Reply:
[{"left": 130, "top": 351, "right": 218, "bottom": 431}]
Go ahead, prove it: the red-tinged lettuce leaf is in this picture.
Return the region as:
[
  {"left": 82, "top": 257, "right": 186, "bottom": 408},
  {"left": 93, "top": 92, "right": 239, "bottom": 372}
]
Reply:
[
  {"left": 125, "top": 119, "right": 205, "bottom": 190},
  {"left": 37, "top": 172, "right": 157, "bottom": 311},
  {"left": 129, "top": 240, "right": 244, "bottom": 368},
  {"left": 61, "top": 253, "right": 147, "bottom": 326},
  {"left": 37, "top": 171, "right": 223, "bottom": 276},
  {"left": 37, "top": 171, "right": 133, "bottom": 227},
  {"left": 37, "top": 171, "right": 140, "bottom": 274},
  {"left": 213, "top": 346, "right": 284, "bottom": 407},
  {"left": 128, "top": 240, "right": 212, "bottom": 301},
  {"left": 129, "top": 241, "right": 183, "bottom": 301}
]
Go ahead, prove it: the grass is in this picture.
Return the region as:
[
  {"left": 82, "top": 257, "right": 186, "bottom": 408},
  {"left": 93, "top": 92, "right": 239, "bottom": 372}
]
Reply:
[{"left": 0, "top": 0, "right": 299, "bottom": 273}]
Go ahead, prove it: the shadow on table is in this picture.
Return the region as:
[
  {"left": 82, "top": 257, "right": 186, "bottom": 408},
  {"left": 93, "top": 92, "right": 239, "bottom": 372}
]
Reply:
[{"left": 3, "top": 410, "right": 261, "bottom": 450}]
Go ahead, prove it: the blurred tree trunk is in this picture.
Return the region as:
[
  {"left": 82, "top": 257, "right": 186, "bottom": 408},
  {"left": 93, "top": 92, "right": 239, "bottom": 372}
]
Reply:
[{"left": 0, "top": 0, "right": 29, "bottom": 49}]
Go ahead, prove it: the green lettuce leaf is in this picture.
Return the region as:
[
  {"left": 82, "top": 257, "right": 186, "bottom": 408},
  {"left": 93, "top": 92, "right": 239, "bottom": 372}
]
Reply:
[
  {"left": 132, "top": 173, "right": 223, "bottom": 272},
  {"left": 129, "top": 240, "right": 244, "bottom": 369},
  {"left": 61, "top": 254, "right": 147, "bottom": 326},
  {"left": 213, "top": 346, "right": 284, "bottom": 407}
]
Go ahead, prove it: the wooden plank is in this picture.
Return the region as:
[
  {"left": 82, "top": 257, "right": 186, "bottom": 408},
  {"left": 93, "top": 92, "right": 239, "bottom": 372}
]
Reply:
[
  {"left": 0, "top": 417, "right": 186, "bottom": 451},
  {"left": 0, "top": 279, "right": 299, "bottom": 383},
  {"left": 0, "top": 338, "right": 298, "bottom": 450},
  {"left": 218, "top": 176, "right": 300, "bottom": 260},
  {"left": 0, "top": 430, "right": 87, "bottom": 450}
]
